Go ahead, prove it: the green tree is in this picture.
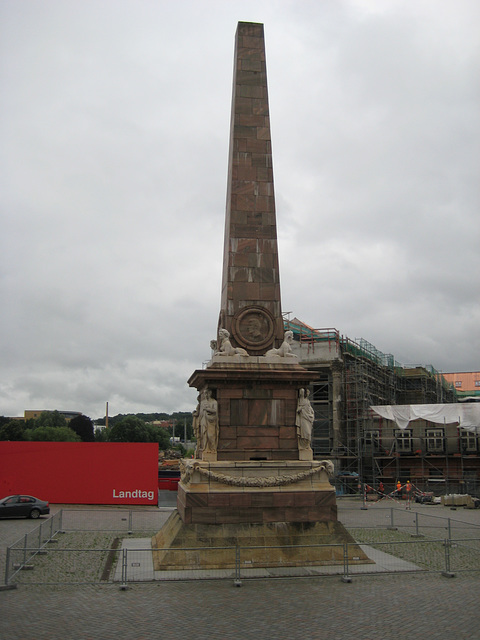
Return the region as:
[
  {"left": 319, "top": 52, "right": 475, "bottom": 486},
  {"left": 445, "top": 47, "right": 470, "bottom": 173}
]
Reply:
[
  {"left": 175, "top": 443, "right": 187, "bottom": 457},
  {"left": 105, "top": 413, "right": 129, "bottom": 428},
  {"left": 0, "top": 420, "right": 27, "bottom": 441},
  {"left": 35, "top": 410, "right": 68, "bottom": 429},
  {"left": 146, "top": 424, "right": 171, "bottom": 450},
  {"left": 172, "top": 412, "right": 194, "bottom": 440},
  {"left": 69, "top": 415, "right": 95, "bottom": 442},
  {"left": 136, "top": 412, "right": 169, "bottom": 423},
  {"left": 94, "top": 427, "right": 107, "bottom": 442},
  {"left": 26, "top": 426, "right": 81, "bottom": 442},
  {"left": 107, "top": 416, "right": 153, "bottom": 442}
]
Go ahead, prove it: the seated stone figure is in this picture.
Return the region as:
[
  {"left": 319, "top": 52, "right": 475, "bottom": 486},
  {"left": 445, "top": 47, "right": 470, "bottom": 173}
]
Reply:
[
  {"left": 215, "top": 328, "right": 249, "bottom": 356},
  {"left": 265, "top": 330, "right": 298, "bottom": 358}
]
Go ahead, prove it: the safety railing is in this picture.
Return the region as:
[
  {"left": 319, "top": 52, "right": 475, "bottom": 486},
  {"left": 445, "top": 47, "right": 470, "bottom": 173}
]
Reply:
[
  {"left": 3, "top": 508, "right": 169, "bottom": 587},
  {"left": 379, "top": 508, "right": 480, "bottom": 544},
  {"left": 4, "top": 507, "right": 480, "bottom": 587},
  {"left": 59, "top": 508, "right": 169, "bottom": 533},
  {"left": 337, "top": 503, "right": 480, "bottom": 544},
  {"left": 5, "top": 510, "right": 63, "bottom": 585},
  {"left": 5, "top": 537, "right": 480, "bottom": 587}
]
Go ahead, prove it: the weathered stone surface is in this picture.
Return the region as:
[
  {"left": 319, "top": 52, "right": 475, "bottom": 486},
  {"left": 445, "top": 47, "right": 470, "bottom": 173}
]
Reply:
[
  {"left": 219, "top": 22, "right": 283, "bottom": 355},
  {"left": 151, "top": 511, "right": 372, "bottom": 571},
  {"left": 189, "top": 363, "right": 318, "bottom": 461},
  {"left": 153, "top": 24, "right": 350, "bottom": 569},
  {"left": 175, "top": 460, "right": 336, "bottom": 524}
]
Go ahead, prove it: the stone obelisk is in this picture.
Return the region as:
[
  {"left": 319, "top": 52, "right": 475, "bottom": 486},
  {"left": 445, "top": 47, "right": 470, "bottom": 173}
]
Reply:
[
  {"left": 152, "top": 23, "right": 368, "bottom": 571},
  {"left": 219, "top": 21, "right": 284, "bottom": 356}
]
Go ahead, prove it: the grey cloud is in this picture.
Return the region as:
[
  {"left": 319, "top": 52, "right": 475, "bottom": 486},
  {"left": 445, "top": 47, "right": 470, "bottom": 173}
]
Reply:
[{"left": 1, "top": 1, "right": 478, "bottom": 418}]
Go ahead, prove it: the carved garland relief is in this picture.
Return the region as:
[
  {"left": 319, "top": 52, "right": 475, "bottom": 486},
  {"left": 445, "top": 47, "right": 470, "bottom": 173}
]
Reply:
[{"left": 180, "top": 459, "right": 334, "bottom": 487}]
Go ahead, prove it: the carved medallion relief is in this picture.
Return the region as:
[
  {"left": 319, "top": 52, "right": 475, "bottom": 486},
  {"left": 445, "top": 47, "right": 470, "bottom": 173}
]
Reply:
[{"left": 231, "top": 306, "right": 275, "bottom": 352}]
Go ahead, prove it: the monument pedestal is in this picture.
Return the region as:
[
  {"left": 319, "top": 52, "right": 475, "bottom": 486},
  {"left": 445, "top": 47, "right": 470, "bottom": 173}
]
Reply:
[
  {"left": 151, "top": 358, "right": 368, "bottom": 571},
  {"left": 176, "top": 459, "right": 335, "bottom": 525},
  {"left": 152, "top": 458, "right": 372, "bottom": 571},
  {"left": 188, "top": 357, "right": 318, "bottom": 462}
]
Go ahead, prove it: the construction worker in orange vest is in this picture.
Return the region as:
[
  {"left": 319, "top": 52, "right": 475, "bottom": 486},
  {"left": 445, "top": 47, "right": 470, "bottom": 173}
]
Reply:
[
  {"left": 396, "top": 480, "right": 402, "bottom": 499},
  {"left": 406, "top": 480, "right": 412, "bottom": 509}
]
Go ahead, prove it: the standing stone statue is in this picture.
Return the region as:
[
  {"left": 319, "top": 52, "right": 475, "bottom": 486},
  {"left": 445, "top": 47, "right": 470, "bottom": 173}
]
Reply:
[
  {"left": 200, "top": 388, "right": 219, "bottom": 454},
  {"left": 296, "top": 388, "right": 314, "bottom": 451}
]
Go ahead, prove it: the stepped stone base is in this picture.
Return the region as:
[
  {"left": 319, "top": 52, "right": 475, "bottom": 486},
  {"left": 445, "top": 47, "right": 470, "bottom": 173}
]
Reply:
[{"left": 151, "top": 511, "right": 372, "bottom": 571}]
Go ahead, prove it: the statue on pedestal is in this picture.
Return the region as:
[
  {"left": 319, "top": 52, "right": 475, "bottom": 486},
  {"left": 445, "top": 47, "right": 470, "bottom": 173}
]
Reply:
[
  {"left": 265, "top": 330, "right": 298, "bottom": 358},
  {"left": 214, "top": 328, "right": 249, "bottom": 357},
  {"left": 296, "top": 388, "right": 314, "bottom": 451},
  {"left": 200, "top": 388, "right": 219, "bottom": 454}
]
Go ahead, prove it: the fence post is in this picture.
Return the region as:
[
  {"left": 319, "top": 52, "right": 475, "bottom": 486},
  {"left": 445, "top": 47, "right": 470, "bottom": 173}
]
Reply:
[
  {"left": 412, "top": 512, "right": 424, "bottom": 538},
  {"left": 341, "top": 543, "right": 352, "bottom": 582},
  {"left": 442, "top": 539, "right": 455, "bottom": 578},
  {"left": 447, "top": 518, "right": 452, "bottom": 541},
  {"left": 120, "top": 548, "right": 128, "bottom": 589},
  {"left": 23, "top": 533, "right": 28, "bottom": 566},
  {"left": 4, "top": 546, "right": 11, "bottom": 586},
  {"left": 0, "top": 546, "right": 16, "bottom": 590},
  {"left": 387, "top": 507, "right": 397, "bottom": 530},
  {"left": 234, "top": 545, "right": 242, "bottom": 587}
]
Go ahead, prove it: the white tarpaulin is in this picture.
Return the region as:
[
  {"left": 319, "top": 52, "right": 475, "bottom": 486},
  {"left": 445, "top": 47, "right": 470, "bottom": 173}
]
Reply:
[{"left": 370, "top": 404, "right": 480, "bottom": 432}]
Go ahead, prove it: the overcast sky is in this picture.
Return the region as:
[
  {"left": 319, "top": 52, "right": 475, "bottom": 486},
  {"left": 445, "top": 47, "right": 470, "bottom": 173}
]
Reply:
[{"left": 1, "top": 0, "right": 479, "bottom": 420}]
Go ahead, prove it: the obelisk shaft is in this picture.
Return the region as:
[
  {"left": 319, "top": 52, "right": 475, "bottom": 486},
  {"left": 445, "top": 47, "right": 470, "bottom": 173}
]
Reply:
[{"left": 219, "top": 22, "right": 283, "bottom": 355}]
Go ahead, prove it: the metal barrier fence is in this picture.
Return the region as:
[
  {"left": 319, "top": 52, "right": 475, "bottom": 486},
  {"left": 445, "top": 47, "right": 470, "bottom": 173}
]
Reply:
[
  {"left": 59, "top": 508, "right": 170, "bottom": 533},
  {"left": 338, "top": 503, "right": 480, "bottom": 541},
  {"left": 5, "top": 510, "right": 63, "bottom": 585},
  {"left": 6, "top": 537, "right": 480, "bottom": 587},
  {"left": 371, "top": 507, "right": 480, "bottom": 545},
  {"left": 3, "top": 509, "right": 169, "bottom": 586},
  {"left": 4, "top": 508, "right": 480, "bottom": 587}
]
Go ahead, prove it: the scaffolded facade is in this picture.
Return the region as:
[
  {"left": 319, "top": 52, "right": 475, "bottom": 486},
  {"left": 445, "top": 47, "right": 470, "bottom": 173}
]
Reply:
[{"left": 286, "top": 317, "right": 479, "bottom": 497}]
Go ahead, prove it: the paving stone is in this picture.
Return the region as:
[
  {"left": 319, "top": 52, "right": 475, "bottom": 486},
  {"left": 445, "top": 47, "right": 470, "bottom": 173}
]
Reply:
[
  {"left": 2, "top": 499, "right": 479, "bottom": 639},
  {"left": 2, "top": 574, "right": 480, "bottom": 640}
]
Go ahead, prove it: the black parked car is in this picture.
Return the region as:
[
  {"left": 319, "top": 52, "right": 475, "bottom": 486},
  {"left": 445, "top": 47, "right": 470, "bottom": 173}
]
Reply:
[{"left": 0, "top": 495, "right": 50, "bottom": 519}]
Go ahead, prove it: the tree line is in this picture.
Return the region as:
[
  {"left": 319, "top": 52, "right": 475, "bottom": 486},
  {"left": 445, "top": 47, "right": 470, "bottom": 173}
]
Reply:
[{"left": 0, "top": 410, "right": 194, "bottom": 450}]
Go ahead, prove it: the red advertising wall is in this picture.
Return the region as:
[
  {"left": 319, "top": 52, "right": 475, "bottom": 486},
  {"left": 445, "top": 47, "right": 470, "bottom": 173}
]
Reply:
[{"left": 0, "top": 442, "right": 159, "bottom": 505}]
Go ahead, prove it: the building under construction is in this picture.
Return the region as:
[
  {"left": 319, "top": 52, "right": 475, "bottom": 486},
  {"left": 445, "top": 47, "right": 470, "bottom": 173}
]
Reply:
[{"left": 286, "top": 317, "right": 480, "bottom": 498}]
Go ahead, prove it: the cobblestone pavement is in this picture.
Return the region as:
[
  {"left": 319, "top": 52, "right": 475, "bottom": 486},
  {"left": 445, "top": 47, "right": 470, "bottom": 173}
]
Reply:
[
  {"left": 2, "top": 573, "right": 480, "bottom": 640},
  {"left": 2, "top": 497, "right": 480, "bottom": 640}
]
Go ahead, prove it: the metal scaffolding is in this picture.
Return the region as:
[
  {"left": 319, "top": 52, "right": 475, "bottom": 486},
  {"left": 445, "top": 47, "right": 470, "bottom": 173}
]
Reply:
[{"left": 285, "top": 318, "right": 478, "bottom": 495}]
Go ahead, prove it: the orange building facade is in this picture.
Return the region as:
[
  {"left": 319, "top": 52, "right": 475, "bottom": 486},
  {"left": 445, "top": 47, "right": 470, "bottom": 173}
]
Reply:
[{"left": 442, "top": 372, "right": 480, "bottom": 398}]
